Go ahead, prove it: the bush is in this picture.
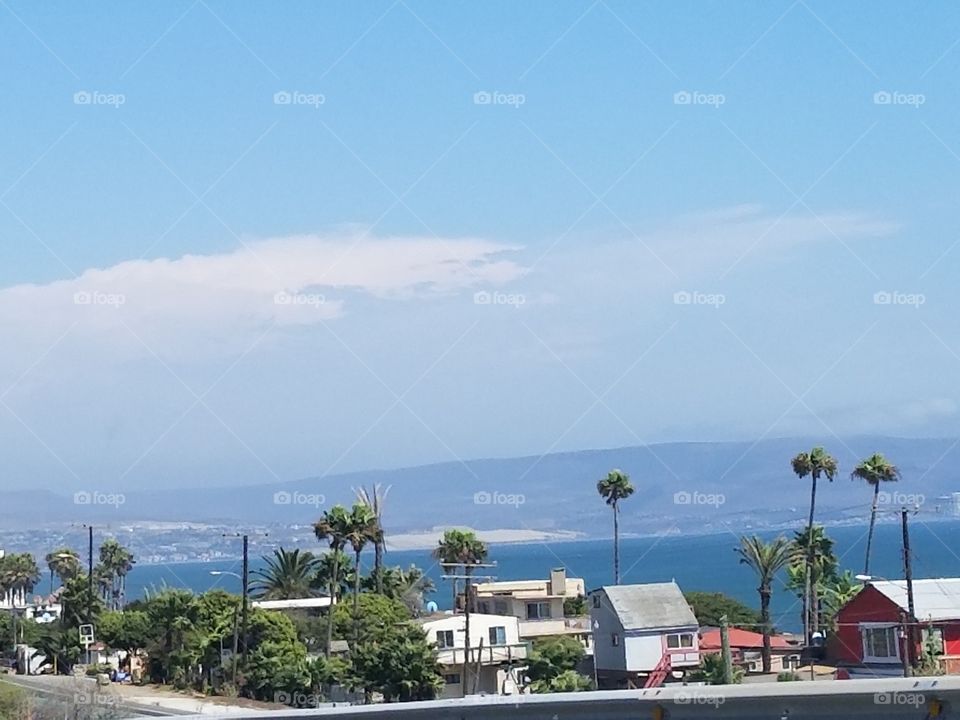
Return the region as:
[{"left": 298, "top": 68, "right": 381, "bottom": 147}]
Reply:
[{"left": 777, "top": 671, "right": 802, "bottom": 682}]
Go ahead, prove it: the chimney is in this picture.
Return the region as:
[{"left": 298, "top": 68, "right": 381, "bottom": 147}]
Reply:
[{"left": 549, "top": 567, "right": 567, "bottom": 596}]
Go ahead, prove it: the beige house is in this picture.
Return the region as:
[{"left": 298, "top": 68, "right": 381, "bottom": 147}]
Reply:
[
  {"left": 418, "top": 613, "right": 528, "bottom": 699},
  {"left": 471, "top": 568, "right": 592, "bottom": 650}
]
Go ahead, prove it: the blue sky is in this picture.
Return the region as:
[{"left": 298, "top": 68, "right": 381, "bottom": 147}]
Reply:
[{"left": 2, "top": 1, "right": 960, "bottom": 493}]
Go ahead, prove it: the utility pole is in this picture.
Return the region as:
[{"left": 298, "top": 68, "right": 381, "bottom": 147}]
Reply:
[
  {"left": 719, "top": 615, "right": 733, "bottom": 685},
  {"left": 441, "top": 562, "right": 497, "bottom": 696},
  {"left": 241, "top": 534, "right": 249, "bottom": 670},
  {"left": 901, "top": 507, "right": 916, "bottom": 674},
  {"left": 87, "top": 525, "right": 94, "bottom": 665}
]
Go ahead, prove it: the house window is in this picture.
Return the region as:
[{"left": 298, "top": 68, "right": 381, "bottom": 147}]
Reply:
[
  {"left": 861, "top": 625, "right": 900, "bottom": 662},
  {"left": 666, "top": 633, "right": 694, "bottom": 649},
  {"left": 494, "top": 600, "right": 508, "bottom": 615},
  {"left": 489, "top": 626, "right": 507, "bottom": 645},
  {"left": 436, "top": 630, "right": 455, "bottom": 649},
  {"left": 611, "top": 633, "right": 620, "bottom": 646},
  {"left": 477, "top": 601, "right": 490, "bottom": 614},
  {"left": 527, "top": 601, "right": 552, "bottom": 619},
  {"left": 443, "top": 673, "right": 461, "bottom": 685},
  {"left": 592, "top": 595, "right": 601, "bottom": 608}
]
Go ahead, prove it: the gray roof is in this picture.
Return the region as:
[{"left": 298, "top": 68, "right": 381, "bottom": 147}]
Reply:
[
  {"left": 596, "top": 582, "right": 697, "bottom": 630},
  {"left": 871, "top": 579, "right": 960, "bottom": 621}
]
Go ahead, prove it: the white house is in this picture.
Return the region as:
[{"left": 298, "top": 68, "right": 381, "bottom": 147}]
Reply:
[
  {"left": 589, "top": 582, "right": 700, "bottom": 688},
  {"left": 472, "top": 568, "right": 592, "bottom": 651},
  {"left": 418, "top": 613, "right": 528, "bottom": 699}
]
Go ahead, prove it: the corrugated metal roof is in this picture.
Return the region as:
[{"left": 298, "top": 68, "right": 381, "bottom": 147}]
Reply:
[
  {"left": 596, "top": 582, "right": 697, "bottom": 630},
  {"left": 871, "top": 578, "right": 960, "bottom": 621}
]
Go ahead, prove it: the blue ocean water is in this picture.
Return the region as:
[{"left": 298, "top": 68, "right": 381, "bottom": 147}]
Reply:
[{"left": 124, "top": 520, "right": 960, "bottom": 632}]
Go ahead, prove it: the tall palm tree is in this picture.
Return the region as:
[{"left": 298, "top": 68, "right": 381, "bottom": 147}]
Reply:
[
  {"left": 790, "top": 447, "right": 837, "bottom": 643},
  {"left": 432, "top": 529, "right": 489, "bottom": 611},
  {"left": 98, "top": 539, "right": 135, "bottom": 610},
  {"left": 737, "top": 535, "right": 791, "bottom": 673},
  {"left": 45, "top": 548, "right": 81, "bottom": 595},
  {"left": 432, "top": 529, "right": 488, "bottom": 689},
  {"left": 344, "top": 502, "right": 379, "bottom": 647},
  {"left": 251, "top": 548, "right": 320, "bottom": 600},
  {"left": 311, "top": 549, "right": 353, "bottom": 602},
  {"left": 354, "top": 484, "right": 390, "bottom": 594},
  {"left": 314, "top": 504, "right": 352, "bottom": 657},
  {"left": 596, "top": 469, "right": 634, "bottom": 584},
  {"left": 787, "top": 525, "right": 837, "bottom": 637},
  {"left": 851, "top": 453, "right": 901, "bottom": 575},
  {"left": 0, "top": 553, "right": 41, "bottom": 607}
]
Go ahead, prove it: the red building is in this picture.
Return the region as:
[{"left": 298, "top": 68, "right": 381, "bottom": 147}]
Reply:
[
  {"left": 700, "top": 627, "right": 800, "bottom": 674},
  {"left": 831, "top": 578, "right": 960, "bottom": 676}
]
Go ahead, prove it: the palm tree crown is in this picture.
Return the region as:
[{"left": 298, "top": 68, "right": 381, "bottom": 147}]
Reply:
[
  {"left": 597, "top": 469, "right": 634, "bottom": 584},
  {"left": 737, "top": 535, "right": 791, "bottom": 674},
  {"left": 252, "top": 548, "right": 320, "bottom": 600},
  {"left": 852, "top": 452, "right": 901, "bottom": 574}
]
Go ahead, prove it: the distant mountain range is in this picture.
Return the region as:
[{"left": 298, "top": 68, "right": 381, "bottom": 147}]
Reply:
[{"left": 4, "top": 436, "right": 959, "bottom": 535}]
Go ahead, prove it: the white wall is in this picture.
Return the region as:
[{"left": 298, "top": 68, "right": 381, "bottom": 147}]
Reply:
[{"left": 624, "top": 632, "right": 664, "bottom": 672}]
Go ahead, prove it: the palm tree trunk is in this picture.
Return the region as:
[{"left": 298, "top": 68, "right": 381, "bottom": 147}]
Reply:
[
  {"left": 613, "top": 502, "right": 620, "bottom": 585},
  {"left": 374, "top": 541, "right": 384, "bottom": 595},
  {"left": 353, "top": 550, "right": 362, "bottom": 649},
  {"left": 864, "top": 483, "right": 880, "bottom": 575},
  {"left": 760, "top": 586, "right": 772, "bottom": 673},
  {"left": 804, "top": 476, "right": 816, "bottom": 644},
  {"left": 325, "top": 553, "right": 339, "bottom": 658}
]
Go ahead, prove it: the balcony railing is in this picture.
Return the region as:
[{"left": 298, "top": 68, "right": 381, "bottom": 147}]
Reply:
[{"left": 436, "top": 642, "right": 530, "bottom": 666}]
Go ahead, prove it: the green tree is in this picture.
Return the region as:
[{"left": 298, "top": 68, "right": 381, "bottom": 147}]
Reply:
[
  {"left": 563, "top": 595, "right": 588, "bottom": 617},
  {"left": 252, "top": 548, "right": 320, "bottom": 600},
  {"left": 45, "top": 548, "right": 81, "bottom": 594},
  {"left": 596, "top": 469, "right": 634, "bottom": 584},
  {"left": 432, "top": 529, "right": 488, "bottom": 610},
  {"left": 791, "top": 446, "right": 838, "bottom": 643},
  {"left": 0, "top": 552, "right": 41, "bottom": 606},
  {"left": 354, "top": 484, "right": 390, "bottom": 594},
  {"left": 59, "top": 574, "right": 105, "bottom": 629},
  {"left": 243, "top": 610, "right": 312, "bottom": 702},
  {"left": 331, "top": 593, "right": 410, "bottom": 646},
  {"left": 350, "top": 624, "right": 442, "bottom": 702},
  {"left": 821, "top": 570, "right": 862, "bottom": 632},
  {"left": 683, "top": 591, "right": 761, "bottom": 629},
  {"left": 362, "top": 564, "right": 435, "bottom": 615},
  {"left": 314, "top": 505, "right": 352, "bottom": 658},
  {"left": 786, "top": 525, "right": 838, "bottom": 635},
  {"left": 532, "top": 669, "right": 592, "bottom": 693},
  {"left": 736, "top": 535, "right": 791, "bottom": 674},
  {"left": 98, "top": 610, "right": 153, "bottom": 654},
  {"left": 851, "top": 453, "right": 901, "bottom": 575},
  {"left": 312, "top": 550, "right": 353, "bottom": 602},
  {"left": 344, "top": 503, "right": 379, "bottom": 648},
  {"left": 526, "top": 636, "right": 588, "bottom": 692},
  {"left": 98, "top": 539, "right": 135, "bottom": 610},
  {"left": 690, "top": 652, "right": 743, "bottom": 684}
]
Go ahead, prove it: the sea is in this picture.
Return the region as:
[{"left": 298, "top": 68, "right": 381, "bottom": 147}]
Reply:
[{"left": 124, "top": 519, "right": 960, "bottom": 633}]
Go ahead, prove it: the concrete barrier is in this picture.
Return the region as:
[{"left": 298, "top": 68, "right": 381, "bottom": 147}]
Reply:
[{"left": 164, "top": 677, "right": 960, "bottom": 720}]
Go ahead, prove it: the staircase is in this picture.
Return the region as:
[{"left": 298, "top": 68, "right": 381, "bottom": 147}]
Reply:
[{"left": 643, "top": 653, "right": 672, "bottom": 689}]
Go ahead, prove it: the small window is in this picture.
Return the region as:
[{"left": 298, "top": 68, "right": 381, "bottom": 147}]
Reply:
[
  {"left": 494, "top": 600, "right": 508, "bottom": 614},
  {"left": 526, "top": 601, "right": 552, "bottom": 619},
  {"left": 666, "top": 633, "right": 694, "bottom": 649},
  {"left": 443, "top": 673, "right": 461, "bottom": 685},
  {"left": 436, "top": 630, "right": 455, "bottom": 649},
  {"left": 611, "top": 633, "right": 620, "bottom": 647},
  {"left": 592, "top": 595, "right": 601, "bottom": 608},
  {"left": 489, "top": 626, "right": 507, "bottom": 645},
  {"left": 478, "top": 601, "right": 489, "bottom": 614}
]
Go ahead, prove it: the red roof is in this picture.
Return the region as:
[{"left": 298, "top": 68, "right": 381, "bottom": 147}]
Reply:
[{"left": 700, "top": 628, "right": 790, "bottom": 650}]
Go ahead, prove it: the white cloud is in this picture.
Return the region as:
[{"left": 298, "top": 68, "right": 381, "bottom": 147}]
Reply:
[{"left": 0, "top": 233, "right": 525, "bottom": 360}]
